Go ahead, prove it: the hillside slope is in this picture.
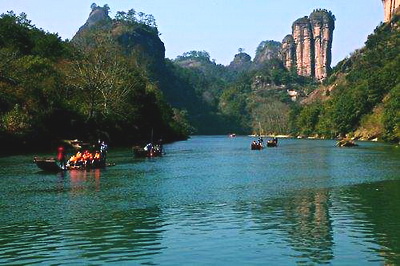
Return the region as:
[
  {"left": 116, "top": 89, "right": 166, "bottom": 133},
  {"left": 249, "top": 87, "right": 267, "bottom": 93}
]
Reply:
[{"left": 295, "top": 14, "right": 400, "bottom": 142}]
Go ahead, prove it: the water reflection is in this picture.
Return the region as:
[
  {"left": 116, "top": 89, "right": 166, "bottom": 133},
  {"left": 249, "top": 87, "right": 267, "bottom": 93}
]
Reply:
[
  {"left": 282, "top": 189, "right": 333, "bottom": 264},
  {"left": 245, "top": 189, "right": 333, "bottom": 264},
  {"left": 56, "top": 169, "right": 103, "bottom": 194}
]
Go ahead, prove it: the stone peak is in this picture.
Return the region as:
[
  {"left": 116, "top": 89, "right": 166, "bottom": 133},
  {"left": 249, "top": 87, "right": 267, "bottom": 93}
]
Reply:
[
  {"left": 85, "top": 3, "right": 111, "bottom": 28},
  {"left": 309, "top": 9, "right": 335, "bottom": 29}
]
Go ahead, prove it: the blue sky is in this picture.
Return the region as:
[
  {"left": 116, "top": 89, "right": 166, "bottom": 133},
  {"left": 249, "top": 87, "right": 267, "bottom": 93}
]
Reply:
[{"left": 0, "top": 0, "right": 383, "bottom": 66}]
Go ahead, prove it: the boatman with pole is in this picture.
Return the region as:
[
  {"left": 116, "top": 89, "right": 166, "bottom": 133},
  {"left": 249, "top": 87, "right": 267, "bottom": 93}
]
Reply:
[{"left": 57, "top": 145, "right": 67, "bottom": 170}]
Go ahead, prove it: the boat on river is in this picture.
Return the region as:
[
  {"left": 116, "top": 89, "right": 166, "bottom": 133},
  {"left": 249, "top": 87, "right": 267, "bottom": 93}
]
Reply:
[
  {"left": 266, "top": 139, "right": 278, "bottom": 147},
  {"left": 133, "top": 145, "right": 163, "bottom": 158}
]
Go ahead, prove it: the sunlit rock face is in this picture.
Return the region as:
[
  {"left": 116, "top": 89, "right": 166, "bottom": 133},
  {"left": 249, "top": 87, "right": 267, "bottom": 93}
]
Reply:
[
  {"left": 292, "top": 17, "right": 314, "bottom": 77},
  {"left": 382, "top": 0, "right": 400, "bottom": 22},
  {"left": 283, "top": 10, "right": 335, "bottom": 81}
]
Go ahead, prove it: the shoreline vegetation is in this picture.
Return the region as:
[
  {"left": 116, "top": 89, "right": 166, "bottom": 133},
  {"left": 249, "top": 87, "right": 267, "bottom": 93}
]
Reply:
[{"left": 0, "top": 4, "right": 399, "bottom": 156}]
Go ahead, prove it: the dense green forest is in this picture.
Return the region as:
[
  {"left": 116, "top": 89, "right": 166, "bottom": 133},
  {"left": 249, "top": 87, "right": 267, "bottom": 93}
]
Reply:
[
  {"left": 165, "top": 47, "right": 316, "bottom": 136},
  {"left": 1, "top": 4, "right": 398, "bottom": 155}
]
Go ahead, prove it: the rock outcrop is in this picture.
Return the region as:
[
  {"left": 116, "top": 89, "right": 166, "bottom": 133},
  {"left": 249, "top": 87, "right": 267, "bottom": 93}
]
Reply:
[
  {"left": 254, "top": 40, "right": 281, "bottom": 67},
  {"left": 281, "top": 10, "right": 335, "bottom": 81},
  {"left": 228, "top": 52, "right": 252, "bottom": 71},
  {"left": 73, "top": 5, "right": 112, "bottom": 40},
  {"left": 382, "top": 0, "right": 400, "bottom": 22},
  {"left": 72, "top": 4, "right": 165, "bottom": 68}
]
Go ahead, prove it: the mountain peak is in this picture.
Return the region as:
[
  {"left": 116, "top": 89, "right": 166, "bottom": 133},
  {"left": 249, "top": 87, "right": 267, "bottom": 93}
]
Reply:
[
  {"left": 86, "top": 4, "right": 110, "bottom": 28},
  {"left": 73, "top": 4, "right": 112, "bottom": 40}
]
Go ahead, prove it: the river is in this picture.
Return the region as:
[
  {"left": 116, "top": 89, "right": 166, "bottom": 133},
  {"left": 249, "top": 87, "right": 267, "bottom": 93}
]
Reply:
[{"left": 0, "top": 136, "right": 399, "bottom": 265}]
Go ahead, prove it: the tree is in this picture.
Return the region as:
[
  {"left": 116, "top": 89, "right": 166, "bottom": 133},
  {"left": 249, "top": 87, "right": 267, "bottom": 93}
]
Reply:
[
  {"left": 103, "top": 4, "right": 110, "bottom": 14},
  {"left": 66, "top": 38, "right": 138, "bottom": 123}
]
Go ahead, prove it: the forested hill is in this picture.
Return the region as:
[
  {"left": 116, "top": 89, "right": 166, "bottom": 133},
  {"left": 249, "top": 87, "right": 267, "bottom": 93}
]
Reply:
[
  {"left": 0, "top": 6, "right": 190, "bottom": 154},
  {"left": 294, "top": 14, "right": 400, "bottom": 142},
  {"left": 72, "top": 5, "right": 243, "bottom": 135},
  {"left": 70, "top": 4, "right": 321, "bottom": 136}
]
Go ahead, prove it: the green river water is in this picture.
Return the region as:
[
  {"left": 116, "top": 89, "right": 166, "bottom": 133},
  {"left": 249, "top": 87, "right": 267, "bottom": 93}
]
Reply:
[{"left": 0, "top": 136, "right": 399, "bottom": 265}]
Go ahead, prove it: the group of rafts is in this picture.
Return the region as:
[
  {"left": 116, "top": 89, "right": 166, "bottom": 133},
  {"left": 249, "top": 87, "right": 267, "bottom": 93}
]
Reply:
[
  {"left": 34, "top": 140, "right": 109, "bottom": 172},
  {"left": 34, "top": 139, "right": 164, "bottom": 172}
]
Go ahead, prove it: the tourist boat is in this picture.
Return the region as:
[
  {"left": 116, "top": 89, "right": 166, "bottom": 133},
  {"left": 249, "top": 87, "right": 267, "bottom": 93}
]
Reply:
[
  {"left": 34, "top": 139, "right": 113, "bottom": 172},
  {"left": 229, "top": 133, "right": 236, "bottom": 138}
]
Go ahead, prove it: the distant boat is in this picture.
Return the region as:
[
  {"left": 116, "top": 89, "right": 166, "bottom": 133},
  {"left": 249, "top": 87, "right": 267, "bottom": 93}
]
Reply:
[
  {"left": 251, "top": 142, "right": 263, "bottom": 150},
  {"left": 229, "top": 133, "right": 236, "bottom": 138},
  {"left": 133, "top": 129, "right": 164, "bottom": 158},
  {"left": 133, "top": 145, "right": 163, "bottom": 158}
]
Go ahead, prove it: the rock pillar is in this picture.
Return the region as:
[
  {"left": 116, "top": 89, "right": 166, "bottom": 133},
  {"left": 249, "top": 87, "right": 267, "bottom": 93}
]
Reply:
[
  {"left": 310, "top": 10, "right": 335, "bottom": 81},
  {"left": 292, "top": 17, "right": 314, "bottom": 77},
  {"left": 281, "top": 35, "right": 296, "bottom": 70},
  {"left": 282, "top": 10, "right": 335, "bottom": 81}
]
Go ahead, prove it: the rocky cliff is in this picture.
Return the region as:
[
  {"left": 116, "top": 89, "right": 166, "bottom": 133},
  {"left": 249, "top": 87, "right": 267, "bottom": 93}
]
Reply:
[
  {"left": 382, "top": 0, "right": 400, "bottom": 22},
  {"left": 73, "top": 5, "right": 112, "bottom": 40},
  {"left": 281, "top": 10, "right": 335, "bottom": 81},
  {"left": 72, "top": 4, "right": 165, "bottom": 68}
]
